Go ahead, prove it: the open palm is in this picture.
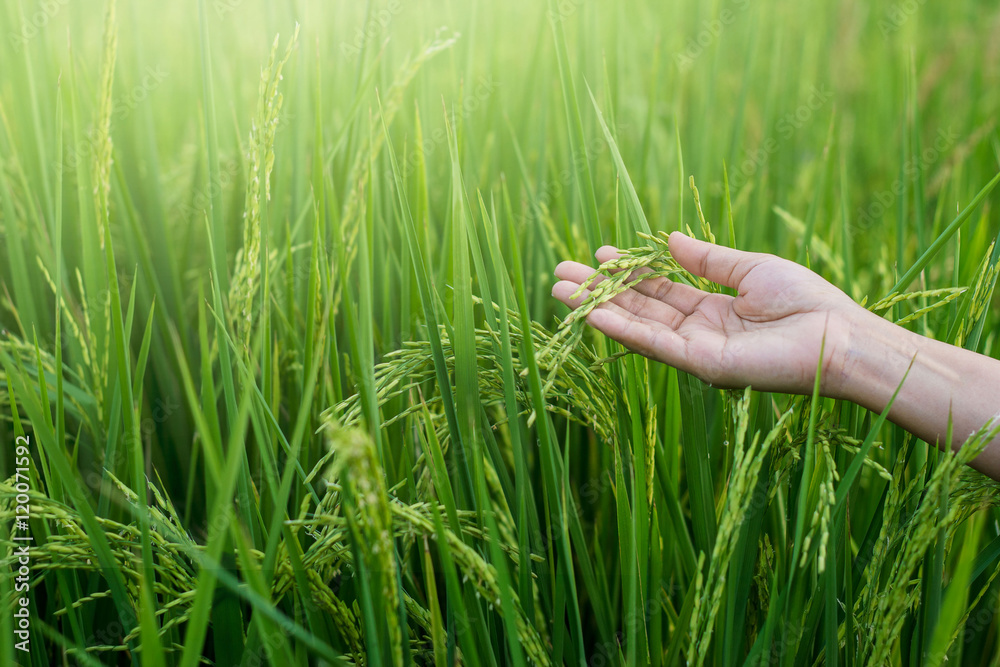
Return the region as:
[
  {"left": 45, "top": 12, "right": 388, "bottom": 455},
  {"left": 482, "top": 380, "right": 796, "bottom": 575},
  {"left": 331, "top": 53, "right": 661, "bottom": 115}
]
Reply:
[{"left": 552, "top": 232, "right": 864, "bottom": 396}]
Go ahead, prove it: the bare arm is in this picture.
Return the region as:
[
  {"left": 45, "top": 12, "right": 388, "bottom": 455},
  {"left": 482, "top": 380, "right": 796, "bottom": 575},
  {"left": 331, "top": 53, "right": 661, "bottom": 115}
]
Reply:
[
  {"left": 552, "top": 231, "right": 1000, "bottom": 479},
  {"left": 833, "top": 308, "right": 1000, "bottom": 476}
]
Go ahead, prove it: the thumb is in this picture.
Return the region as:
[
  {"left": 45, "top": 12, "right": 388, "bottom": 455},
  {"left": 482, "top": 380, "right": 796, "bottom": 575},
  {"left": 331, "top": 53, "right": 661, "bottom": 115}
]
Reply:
[{"left": 667, "top": 231, "right": 772, "bottom": 290}]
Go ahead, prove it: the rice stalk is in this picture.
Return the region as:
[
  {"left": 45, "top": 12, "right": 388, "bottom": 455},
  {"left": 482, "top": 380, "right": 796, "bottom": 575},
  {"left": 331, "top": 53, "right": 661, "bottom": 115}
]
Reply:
[
  {"left": 687, "top": 389, "right": 792, "bottom": 666},
  {"left": 535, "top": 231, "right": 699, "bottom": 392},
  {"left": 869, "top": 287, "right": 967, "bottom": 315},
  {"left": 955, "top": 241, "right": 1000, "bottom": 347},
  {"left": 862, "top": 417, "right": 1000, "bottom": 664},
  {"left": 92, "top": 0, "right": 117, "bottom": 251},
  {"left": 325, "top": 307, "right": 624, "bottom": 447},
  {"left": 229, "top": 26, "right": 299, "bottom": 350},
  {"left": 324, "top": 420, "right": 404, "bottom": 665}
]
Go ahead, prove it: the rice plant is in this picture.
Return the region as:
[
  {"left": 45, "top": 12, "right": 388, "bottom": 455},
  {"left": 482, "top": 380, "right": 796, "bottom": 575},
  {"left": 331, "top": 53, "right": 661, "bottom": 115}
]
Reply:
[{"left": 2, "top": 0, "right": 1000, "bottom": 665}]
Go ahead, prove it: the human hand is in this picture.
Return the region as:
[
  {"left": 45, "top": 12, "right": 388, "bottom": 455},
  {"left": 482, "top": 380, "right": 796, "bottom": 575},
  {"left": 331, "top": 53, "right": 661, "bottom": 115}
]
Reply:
[{"left": 552, "top": 231, "right": 874, "bottom": 397}]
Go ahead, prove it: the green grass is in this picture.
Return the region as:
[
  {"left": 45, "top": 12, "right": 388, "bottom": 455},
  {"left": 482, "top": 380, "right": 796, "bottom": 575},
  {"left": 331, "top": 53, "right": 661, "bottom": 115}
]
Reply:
[{"left": 2, "top": 0, "right": 1000, "bottom": 664}]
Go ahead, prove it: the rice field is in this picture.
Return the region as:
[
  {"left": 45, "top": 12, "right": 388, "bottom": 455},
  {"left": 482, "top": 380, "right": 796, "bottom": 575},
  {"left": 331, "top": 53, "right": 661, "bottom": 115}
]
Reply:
[{"left": 2, "top": 0, "right": 1000, "bottom": 664}]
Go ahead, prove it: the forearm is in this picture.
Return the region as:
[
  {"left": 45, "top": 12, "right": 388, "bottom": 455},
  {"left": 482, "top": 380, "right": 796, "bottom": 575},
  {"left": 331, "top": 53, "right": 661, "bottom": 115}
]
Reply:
[{"left": 827, "top": 309, "right": 1000, "bottom": 478}]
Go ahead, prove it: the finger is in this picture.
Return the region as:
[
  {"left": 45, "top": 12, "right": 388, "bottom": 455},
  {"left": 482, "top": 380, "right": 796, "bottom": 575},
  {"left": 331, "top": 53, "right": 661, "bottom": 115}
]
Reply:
[
  {"left": 595, "top": 245, "right": 653, "bottom": 279},
  {"left": 554, "top": 265, "right": 686, "bottom": 328},
  {"left": 594, "top": 245, "right": 625, "bottom": 264},
  {"left": 554, "top": 261, "right": 606, "bottom": 290},
  {"left": 552, "top": 262, "right": 679, "bottom": 316},
  {"left": 585, "top": 306, "right": 689, "bottom": 368},
  {"left": 594, "top": 244, "right": 712, "bottom": 316},
  {"left": 667, "top": 231, "right": 775, "bottom": 290},
  {"left": 637, "top": 276, "right": 713, "bottom": 316},
  {"left": 602, "top": 280, "right": 686, "bottom": 329},
  {"left": 594, "top": 247, "right": 657, "bottom": 288},
  {"left": 551, "top": 280, "right": 591, "bottom": 309},
  {"left": 553, "top": 280, "right": 670, "bottom": 331},
  {"left": 588, "top": 304, "right": 750, "bottom": 389}
]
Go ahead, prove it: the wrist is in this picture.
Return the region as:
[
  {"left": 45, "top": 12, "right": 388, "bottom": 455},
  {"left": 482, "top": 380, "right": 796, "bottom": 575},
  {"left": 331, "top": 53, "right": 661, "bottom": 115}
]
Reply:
[{"left": 821, "top": 306, "right": 922, "bottom": 408}]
